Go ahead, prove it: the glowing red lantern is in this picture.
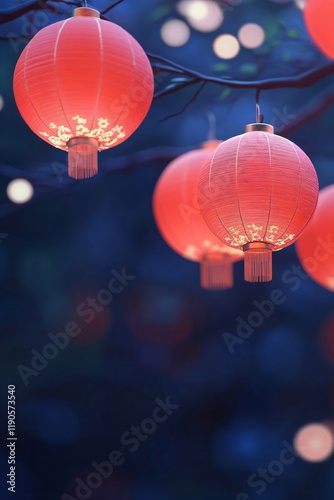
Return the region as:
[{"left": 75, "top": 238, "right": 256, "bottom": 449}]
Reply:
[
  {"left": 13, "top": 7, "right": 154, "bottom": 179},
  {"left": 153, "top": 141, "right": 243, "bottom": 290},
  {"left": 304, "top": 0, "right": 334, "bottom": 58},
  {"left": 198, "top": 123, "right": 319, "bottom": 282},
  {"left": 296, "top": 185, "right": 334, "bottom": 291}
]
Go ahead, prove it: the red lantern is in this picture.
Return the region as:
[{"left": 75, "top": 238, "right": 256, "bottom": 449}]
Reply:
[
  {"left": 296, "top": 185, "right": 334, "bottom": 291},
  {"left": 13, "top": 7, "right": 154, "bottom": 179},
  {"left": 304, "top": 0, "right": 334, "bottom": 59},
  {"left": 198, "top": 123, "right": 319, "bottom": 282},
  {"left": 153, "top": 141, "right": 243, "bottom": 290}
]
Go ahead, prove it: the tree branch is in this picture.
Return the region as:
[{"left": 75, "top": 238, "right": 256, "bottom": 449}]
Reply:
[
  {"left": 0, "top": 0, "right": 81, "bottom": 24},
  {"left": 0, "top": 146, "right": 191, "bottom": 218},
  {"left": 2, "top": 5, "right": 334, "bottom": 94},
  {"left": 149, "top": 53, "right": 334, "bottom": 93},
  {"left": 281, "top": 87, "right": 334, "bottom": 136}
]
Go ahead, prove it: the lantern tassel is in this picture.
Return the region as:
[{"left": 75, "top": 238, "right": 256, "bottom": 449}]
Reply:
[
  {"left": 67, "top": 137, "right": 99, "bottom": 179},
  {"left": 200, "top": 255, "right": 234, "bottom": 290},
  {"left": 243, "top": 242, "right": 272, "bottom": 282}
]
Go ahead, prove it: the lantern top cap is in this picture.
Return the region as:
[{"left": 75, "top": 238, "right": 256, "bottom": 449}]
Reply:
[
  {"left": 245, "top": 123, "right": 274, "bottom": 134},
  {"left": 73, "top": 7, "right": 100, "bottom": 18}
]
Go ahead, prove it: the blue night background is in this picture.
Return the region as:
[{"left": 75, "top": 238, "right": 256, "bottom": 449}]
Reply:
[{"left": 1, "top": 0, "right": 334, "bottom": 499}]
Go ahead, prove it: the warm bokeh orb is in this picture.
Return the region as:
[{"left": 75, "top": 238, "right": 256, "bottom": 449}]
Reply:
[
  {"left": 294, "top": 423, "right": 334, "bottom": 462},
  {"left": 161, "top": 19, "right": 190, "bottom": 47},
  {"left": 6, "top": 178, "right": 34, "bottom": 204},
  {"left": 213, "top": 34, "right": 240, "bottom": 59},
  {"left": 238, "top": 23, "right": 265, "bottom": 49},
  {"left": 177, "top": 0, "right": 224, "bottom": 32}
]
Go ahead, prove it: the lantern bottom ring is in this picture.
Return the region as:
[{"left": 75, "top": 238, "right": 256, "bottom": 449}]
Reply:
[
  {"left": 243, "top": 242, "right": 273, "bottom": 283},
  {"left": 243, "top": 242, "right": 272, "bottom": 252},
  {"left": 67, "top": 137, "right": 99, "bottom": 179}
]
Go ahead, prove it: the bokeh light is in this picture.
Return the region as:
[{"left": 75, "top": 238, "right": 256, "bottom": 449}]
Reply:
[
  {"left": 124, "top": 285, "right": 202, "bottom": 345},
  {"left": 212, "top": 418, "right": 282, "bottom": 470},
  {"left": 213, "top": 34, "right": 240, "bottom": 59},
  {"left": 21, "top": 400, "right": 80, "bottom": 445},
  {"left": 177, "top": 0, "right": 208, "bottom": 20},
  {"left": 294, "top": 423, "right": 334, "bottom": 462},
  {"left": 256, "top": 327, "right": 303, "bottom": 382},
  {"left": 18, "top": 248, "right": 61, "bottom": 296},
  {"left": 160, "top": 19, "right": 190, "bottom": 47},
  {"left": 238, "top": 23, "right": 265, "bottom": 49},
  {"left": 177, "top": 0, "right": 224, "bottom": 32},
  {"left": 6, "top": 178, "right": 33, "bottom": 204},
  {"left": 71, "top": 289, "right": 113, "bottom": 344}
]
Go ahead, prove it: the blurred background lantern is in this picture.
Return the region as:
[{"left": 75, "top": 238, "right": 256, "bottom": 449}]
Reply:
[
  {"left": 304, "top": 0, "right": 334, "bottom": 59},
  {"left": 296, "top": 184, "right": 334, "bottom": 291},
  {"left": 13, "top": 7, "right": 154, "bottom": 179},
  {"left": 153, "top": 141, "right": 243, "bottom": 290},
  {"left": 198, "top": 123, "right": 319, "bottom": 282}
]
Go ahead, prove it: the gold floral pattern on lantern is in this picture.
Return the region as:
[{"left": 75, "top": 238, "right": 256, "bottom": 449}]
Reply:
[
  {"left": 184, "top": 245, "right": 199, "bottom": 260},
  {"left": 247, "top": 223, "right": 263, "bottom": 240},
  {"left": 39, "top": 115, "right": 126, "bottom": 149},
  {"left": 225, "top": 225, "right": 295, "bottom": 248},
  {"left": 272, "top": 233, "right": 295, "bottom": 247}
]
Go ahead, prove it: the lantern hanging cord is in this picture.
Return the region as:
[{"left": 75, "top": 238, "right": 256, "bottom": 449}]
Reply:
[
  {"left": 206, "top": 111, "right": 217, "bottom": 141},
  {"left": 255, "top": 90, "right": 264, "bottom": 124}
]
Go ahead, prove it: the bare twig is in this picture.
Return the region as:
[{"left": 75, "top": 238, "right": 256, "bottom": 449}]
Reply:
[
  {"left": 160, "top": 81, "right": 207, "bottom": 122},
  {"left": 0, "top": 0, "right": 80, "bottom": 24},
  {"left": 101, "top": 0, "right": 124, "bottom": 16},
  {"left": 154, "top": 80, "right": 197, "bottom": 100}
]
